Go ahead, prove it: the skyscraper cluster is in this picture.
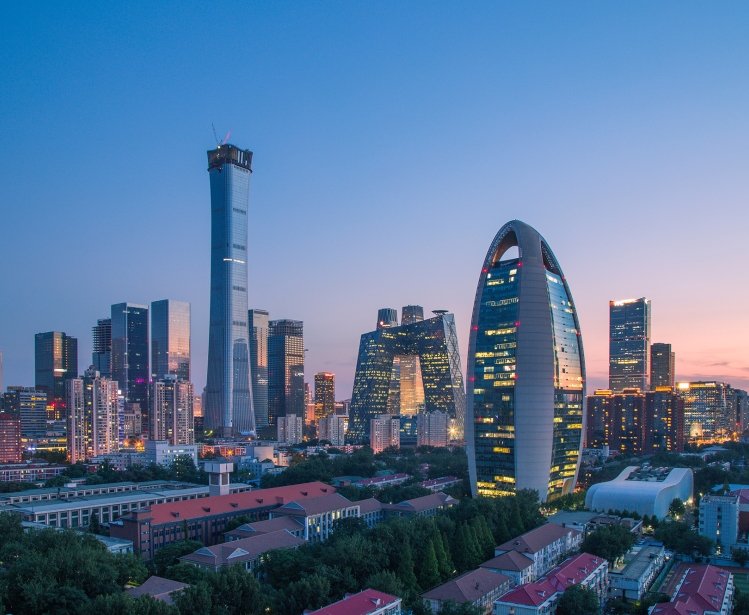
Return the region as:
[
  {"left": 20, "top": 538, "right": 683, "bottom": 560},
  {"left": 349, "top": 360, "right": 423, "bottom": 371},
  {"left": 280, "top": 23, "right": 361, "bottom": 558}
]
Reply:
[{"left": 586, "top": 298, "right": 747, "bottom": 454}]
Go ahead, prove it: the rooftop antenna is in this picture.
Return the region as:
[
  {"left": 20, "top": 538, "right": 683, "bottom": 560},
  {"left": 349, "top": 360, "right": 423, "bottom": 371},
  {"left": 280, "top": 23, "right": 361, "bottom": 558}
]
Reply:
[{"left": 211, "top": 124, "right": 232, "bottom": 147}]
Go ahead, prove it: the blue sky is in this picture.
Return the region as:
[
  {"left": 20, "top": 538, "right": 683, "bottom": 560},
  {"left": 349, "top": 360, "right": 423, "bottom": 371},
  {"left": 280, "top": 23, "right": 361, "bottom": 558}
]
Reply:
[{"left": 1, "top": 2, "right": 748, "bottom": 397}]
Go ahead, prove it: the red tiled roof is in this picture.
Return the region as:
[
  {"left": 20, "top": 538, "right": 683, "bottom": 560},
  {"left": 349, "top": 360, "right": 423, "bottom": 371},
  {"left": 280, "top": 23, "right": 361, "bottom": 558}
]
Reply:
[
  {"left": 422, "top": 568, "right": 510, "bottom": 603},
  {"left": 307, "top": 588, "right": 401, "bottom": 615},
  {"left": 497, "top": 553, "right": 606, "bottom": 607},
  {"left": 481, "top": 550, "right": 534, "bottom": 572},
  {"left": 496, "top": 523, "right": 580, "bottom": 555},
  {"left": 652, "top": 565, "right": 732, "bottom": 615},
  {"left": 357, "top": 498, "right": 384, "bottom": 514},
  {"left": 733, "top": 489, "right": 749, "bottom": 505},
  {"left": 180, "top": 529, "right": 304, "bottom": 567},
  {"left": 144, "top": 481, "right": 334, "bottom": 525},
  {"left": 273, "top": 493, "right": 356, "bottom": 516}
]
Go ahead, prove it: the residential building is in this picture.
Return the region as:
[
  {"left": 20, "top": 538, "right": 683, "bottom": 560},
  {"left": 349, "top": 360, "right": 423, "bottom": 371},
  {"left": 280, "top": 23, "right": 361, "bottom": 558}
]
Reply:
[
  {"left": 699, "top": 494, "right": 739, "bottom": 553},
  {"left": 355, "top": 473, "right": 410, "bottom": 490},
  {"left": 307, "top": 589, "right": 402, "bottom": 615},
  {"left": 277, "top": 414, "right": 303, "bottom": 444},
  {"left": 270, "top": 493, "right": 360, "bottom": 543},
  {"left": 650, "top": 565, "right": 733, "bottom": 615},
  {"left": 349, "top": 306, "right": 465, "bottom": 442},
  {"left": 268, "top": 319, "right": 305, "bottom": 427},
  {"left": 645, "top": 388, "right": 685, "bottom": 453},
  {"left": 423, "top": 568, "right": 511, "bottom": 614},
  {"left": 92, "top": 318, "right": 112, "bottom": 377},
  {"left": 34, "top": 331, "right": 77, "bottom": 420},
  {"left": 0, "top": 463, "right": 66, "bottom": 483},
  {"left": 0, "top": 413, "right": 22, "bottom": 463},
  {"left": 417, "top": 410, "right": 449, "bottom": 447},
  {"left": 151, "top": 300, "right": 191, "bottom": 382},
  {"left": 224, "top": 516, "right": 306, "bottom": 541},
  {"left": 494, "top": 553, "right": 608, "bottom": 615},
  {"left": 180, "top": 529, "right": 304, "bottom": 573},
  {"left": 493, "top": 523, "right": 583, "bottom": 581},
  {"left": 150, "top": 376, "right": 194, "bottom": 445},
  {"left": 677, "top": 381, "right": 735, "bottom": 443},
  {"left": 249, "top": 309, "right": 269, "bottom": 428},
  {"left": 419, "top": 476, "right": 462, "bottom": 492},
  {"left": 609, "top": 297, "right": 651, "bottom": 391},
  {"left": 66, "top": 368, "right": 119, "bottom": 462},
  {"left": 3, "top": 387, "right": 47, "bottom": 437},
  {"left": 480, "top": 551, "right": 535, "bottom": 586},
  {"left": 608, "top": 544, "right": 666, "bottom": 600},
  {"left": 585, "top": 466, "right": 693, "bottom": 519},
  {"left": 126, "top": 576, "right": 188, "bottom": 605},
  {"left": 467, "top": 220, "right": 585, "bottom": 501},
  {"left": 111, "top": 302, "right": 149, "bottom": 434},
  {"left": 358, "top": 498, "right": 385, "bottom": 528},
  {"left": 318, "top": 414, "right": 347, "bottom": 446},
  {"left": 204, "top": 144, "right": 255, "bottom": 437},
  {"left": 650, "top": 343, "right": 675, "bottom": 389},
  {"left": 314, "top": 372, "right": 336, "bottom": 422},
  {"left": 144, "top": 440, "right": 198, "bottom": 466},
  {"left": 370, "top": 414, "right": 400, "bottom": 453}
]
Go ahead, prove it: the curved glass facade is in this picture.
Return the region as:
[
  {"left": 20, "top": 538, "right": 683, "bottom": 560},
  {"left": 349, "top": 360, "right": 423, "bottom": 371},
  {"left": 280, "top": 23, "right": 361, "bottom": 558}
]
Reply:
[{"left": 467, "top": 220, "right": 585, "bottom": 502}]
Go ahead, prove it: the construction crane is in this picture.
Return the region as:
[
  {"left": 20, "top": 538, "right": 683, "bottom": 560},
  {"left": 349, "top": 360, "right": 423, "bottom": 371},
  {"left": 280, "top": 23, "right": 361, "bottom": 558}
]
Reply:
[{"left": 211, "top": 123, "right": 231, "bottom": 147}]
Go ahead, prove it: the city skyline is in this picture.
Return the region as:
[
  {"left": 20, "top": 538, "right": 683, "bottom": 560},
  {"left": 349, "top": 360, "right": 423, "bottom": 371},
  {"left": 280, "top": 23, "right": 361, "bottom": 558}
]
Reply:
[{"left": 1, "top": 3, "right": 748, "bottom": 400}]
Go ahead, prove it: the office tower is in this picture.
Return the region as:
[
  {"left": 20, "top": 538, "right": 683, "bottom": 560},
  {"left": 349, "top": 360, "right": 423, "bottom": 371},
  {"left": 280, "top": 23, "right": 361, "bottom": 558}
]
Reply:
[
  {"left": 314, "top": 372, "right": 336, "bottom": 421},
  {"left": 417, "top": 410, "right": 449, "bottom": 448},
  {"left": 111, "top": 302, "right": 149, "bottom": 434},
  {"left": 151, "top": 300, "right": 191, "bottom": 382},
  {"left": 650, "top": 343, "right": 675, "bottom": 389},
  {"left": 736, "top": 389, "right": 749, "bottom": 433},
  {"left": 0, "top": 351, "right": 4, "bottom": 392},
  {"left": 349, "top": 307, "right": 465, "bottom": 442},
  {"left": 193, "top": 393, "right": 203, "bottom": 418},
  {"left": 3, "top": 387, "right": 47, "bottom": 437},
  {"left": 277, "top": 414, "right": 303, "bottom": 444},
  {"left": 249, "top": 309, "right": 269, "bottom": 428},
  {"left": 677, "top": 381, "right": 734, "bottom": 443},
  {"left": 370, "top": 415, "right": 400, "bottom": 453},
  {"left": 34, "top": 331, "right": 78, "bottom": 419},
  {"left": 0, "top": 413, "right": 22, "bottom": 463},
  {"left": 645, "top": 388, "right": 685, "bottom": 453},
  {"left": 609, "top": 298, "right": 651, "bottom": 391},
  {"left": 586, "top": 390, "right": 613, "bottom": 449},
  {"left": 92, "top": 318, "right": 112, "bottom": 377},
  {"left": 150, "top": 376, "right": 194, "bottom": 445},
  {"left": 66, "top": 367, "right": 119, "bottom": 462},
  {"left": 467, "top": 220, "right": 585, "bottom": 501},
  {"left": 318, "top": 415, "right": 347, "bottom": 446},
  {"left": 268, "top": 320, "right": 305, "bottom": 427}
]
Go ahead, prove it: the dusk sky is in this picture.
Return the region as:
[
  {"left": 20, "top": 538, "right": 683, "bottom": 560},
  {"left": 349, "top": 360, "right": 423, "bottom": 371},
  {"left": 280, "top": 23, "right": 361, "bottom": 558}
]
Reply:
[{"left": 1, "top": 3, "right": 748, "bottom": 399}]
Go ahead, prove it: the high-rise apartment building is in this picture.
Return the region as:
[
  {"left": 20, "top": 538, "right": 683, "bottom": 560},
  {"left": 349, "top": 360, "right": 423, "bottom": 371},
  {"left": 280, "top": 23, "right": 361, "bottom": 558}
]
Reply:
[
  {"left": 646, "top": 388, "right": 685, "bottom": 453},
  {"left": 111, "top": 302, "right": 149, "bottom": 434},
  {"left": 349, "top": 307, "right": 465, "bottom": 442},
  {"left": 66, "top": 367, "right": 119, "bottom": 463},
  {"left": 3, "top": 387, "right": 47, "bottom": 437},
  {"left": 609, "top": 298, "right": 651, "bottom": 391},
  {"left": 417, "top": 410, "right": 449, "bottom": 448},
  {"left": 314, "top": 372, "right": 335, "bottom": 422},
  {"left": 268, "top": 320, "right": 305, "bottom": 427},
  {"left": 370, "top": 415, "right": 400, "bottom": 453},
  {"left": 677, "top": 381, "right": 735, "bottom": 443},
  {"left": 92, "top": 318, "right": 112, "bottom": 377},
  {"left": 249, "top": 309, "right": 269, "bottom": 429},
  {"left": 205, "top": 144, "right": 255, "bottom": 437},
  {"left": 0, "top": 413, "right": 22, "bottom": 463},
  {"left": 150, "top": 376, "right": 194, "bottom": 445},
  {"left": 467, "top": 220, "right": 585, "bottom": 501},
  {"left": 35, "top": 331, "right": 78, "bottom": 419},
  {"left": 650, "top": 343, "right": 675, "bottom": 390},
  {"left": 736, "top": 389, "right": 749, "bottom": 433},
  {"left": 151, "top": 300, "right": 191, "bottom": 382},
  {"left": 318, "top": 415, "right": 347, "bottom": 446},
  {"left": 277, "top": 414, "right": 303, "bottom": 444}
]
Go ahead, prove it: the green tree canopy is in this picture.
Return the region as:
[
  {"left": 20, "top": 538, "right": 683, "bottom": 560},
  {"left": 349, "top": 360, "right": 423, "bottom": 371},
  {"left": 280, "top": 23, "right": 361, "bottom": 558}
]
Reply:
[{"left": 556, "top": 584, "right": 600, "bottom": 615}]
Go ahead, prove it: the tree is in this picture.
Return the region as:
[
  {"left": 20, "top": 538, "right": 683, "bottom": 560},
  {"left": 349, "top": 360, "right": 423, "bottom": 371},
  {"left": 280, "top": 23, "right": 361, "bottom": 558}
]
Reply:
[
  {"left": 556, "top": 584, "right": 600, "bottom": 615},
  {"left": 581, "top": 525, "right": 635, "bottom": 564},
  {"left": 418, "top": 540, "right": 441, "bottom": 590},
  {"left": 153, "top": 540, "right": 202, "bottom": 576},
  {"left": 365, "top": 570, "right": 405, "bottom": 597},
  {"left": 437, "top": 602, "right": 482, "bottom": 615},
  {"left": 668, "top": 498, "right": 686, "bottom": 519},
  {"left": 655, "top": 521, "right": 713, "bottom": 557},
  {"left": 733, "top": 547, "right": 749, "bottom": 567}
]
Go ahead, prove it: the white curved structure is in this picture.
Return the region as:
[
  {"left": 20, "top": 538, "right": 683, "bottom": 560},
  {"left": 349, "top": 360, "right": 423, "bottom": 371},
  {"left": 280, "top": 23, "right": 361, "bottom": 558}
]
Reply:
[
  {"left": 467, "top": 220, "right": 586, "bottom": 502},
  {"left": 585, "top": 466, "right": 693, "bottom": 519}
]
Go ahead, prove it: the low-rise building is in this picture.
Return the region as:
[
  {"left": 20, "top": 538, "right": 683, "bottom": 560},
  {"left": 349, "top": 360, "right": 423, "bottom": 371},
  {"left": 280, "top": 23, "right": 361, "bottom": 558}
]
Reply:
[
  {"left": 0, "top": 462, "right": 66, "bottom": 483},
  {"left": 480, "top": 551, "right": 535, "bottom": 586},
  {"left": 180, "top": 529, "right": 305, "bottom": 574},
  {"left": 358, "top": 498, "right": 385, "bottom": 528},
  {"left": 422, "top": 568, "right": 511, "bottom": 614},
  {"left": 224, "top": 516, "right": 305, "bottom": 541},
  {"left": 493, "top": 553, "right": 608, "bottom": 615},
  {"left": 650, "top": 565, "right": 733, "bottom": 615},
  {"left": 609, "top": 544, "right": 666, "bottom": 600},
  {"left": 419, "top": 476, "right": 462, "bottom": 492},
  {"left": 382, "top": 492, "right": 457, "bottom": 518},
  {"left": 126, "top": 576, "right": 188, "bottom": 605},
  {"left": 306, "top": 588, "right": 402, "bottom": 615},
  {"left": 354, "top": 473, "right": 410, "bottom": 489},
  {"left": 493, "top": 523, "right": 583, "bottom": 581},
  {"left": 270, "top": 493, "right": 360, "bottom": 543},
  {"left": 585, "top": 466, "right": 693, "bottom": 519}
]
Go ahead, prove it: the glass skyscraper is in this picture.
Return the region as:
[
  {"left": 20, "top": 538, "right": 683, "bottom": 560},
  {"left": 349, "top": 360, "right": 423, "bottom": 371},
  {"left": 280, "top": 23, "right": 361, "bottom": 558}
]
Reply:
[
  {"left": 34, "top": 331, "right": 78, "bottom": 418},
  {"left": 314, "top": 372, "right": 336, "bottom": 421},
  {"left": 111, "top": 302, "right": 149, "bottom": 435},
  {"left": 92, "top": 318, "right": 112, "bottom": 377},
  {"left": 205, "top": 144, "right": 255, "bottom": 437},
  {"left": 268, "top": 320, "right": 305, "bottom": 427},
  {"left": 609, "top": 298, "right": 651, "bottom": 391},
  {"left": 467, "top": 220, "right": 585, "bottom": 502},
  {"left": 151, "top": 299, "right": 191, "bottom": 382},
  {"left": 650, "top": 342, "right": 675, "bottom": 389},
  {"left": 348, "top": 306, "right": 465, "bottom": 442},
  {"left": 249, "top": 309, "right": 269, "bottom": 429}
]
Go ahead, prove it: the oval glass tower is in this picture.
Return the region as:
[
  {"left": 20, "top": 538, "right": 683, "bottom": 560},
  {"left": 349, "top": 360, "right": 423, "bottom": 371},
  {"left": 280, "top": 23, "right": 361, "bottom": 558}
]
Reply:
[{"left": 467, "top": 220, "right": 585, "bottom": 502}]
